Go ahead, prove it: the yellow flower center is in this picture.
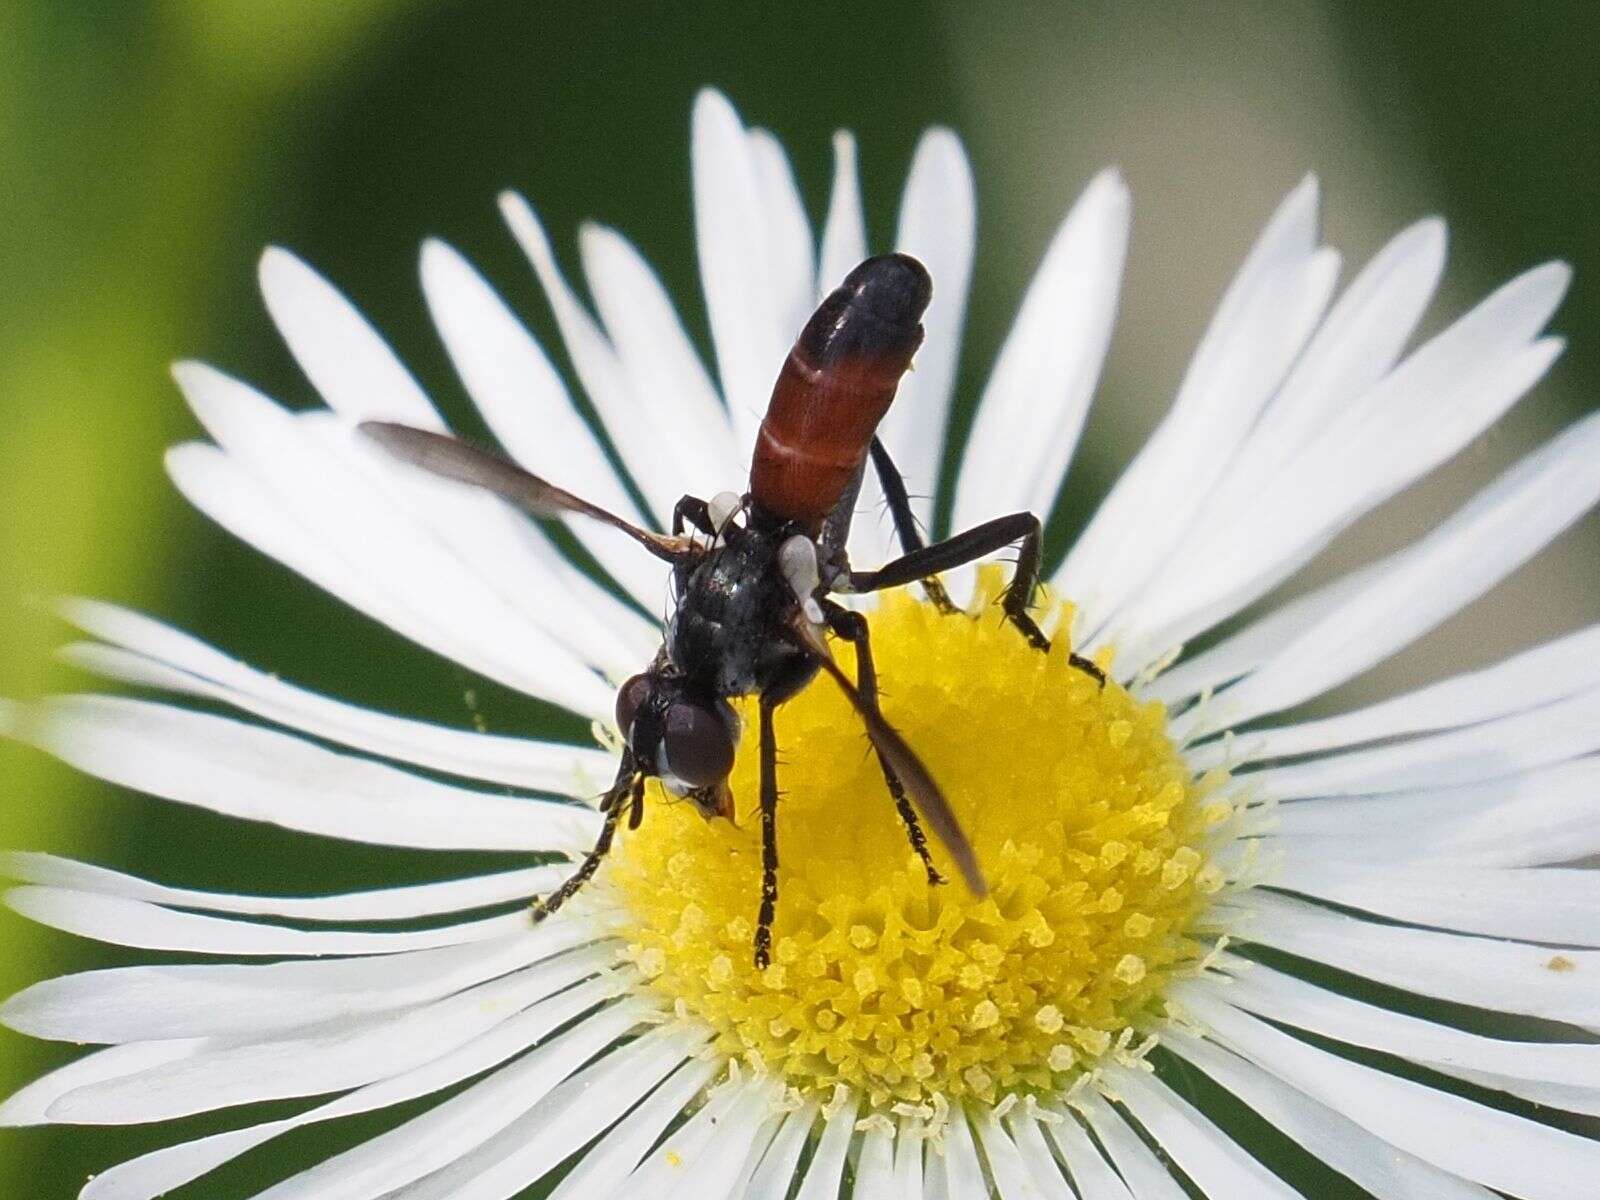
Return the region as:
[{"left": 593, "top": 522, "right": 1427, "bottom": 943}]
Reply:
[{"left": 609, "top": 569, "right": 1227, "bottom": 1111}]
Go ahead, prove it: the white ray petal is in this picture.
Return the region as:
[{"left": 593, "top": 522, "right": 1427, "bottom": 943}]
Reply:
[
  {"left": 692, "top": 88, "right": 790, "bottom": 455},
  {"left": 745, "top": 1103, "right": 819, "bottom": 1200},
  {"left": 1037, "top": 1105, "right": 1132, "bottom": 1200},
  {"left": 257, "top": 247, "right": 443, "bottom": 431},
  {"left": 59, "top": 598, "right": 615, "bottom": 794},
  {"left": 1163, "top": 1028, "right": 1499, "bottom": 1199},
  {"left": 614, "top": 1073, "right": 772, "bottom": 1198},
  {"left": 1274, "top": 862, "right": 1600, "bottom": 945},
  {"left": 579, "top": 222, "right": 742, "bottom": 486},
  {"left": 6, "top": 886, "right": 531, "bottom": 958},
  {"left": 1270, "top": 756, "right": 1600, "bottom": 868},
  {"left": 1192, "top": 410, "right": 1600, "bottom": 734},
  {"left": 75, "top": 975, "right": 646, "bottom": 1200},
  {"left": 252, "top": 997, "right": 648, "bottom": 1200},
  {"left": 1077, "top": 1093, "right": 1188, "bottom": 1199},
  {"left": 893, "top": 1115, "right": 928, "bottom": 1200},
  {"left": 1223, "top": 892, "right": 1600, "bottom": 1026},
  {"left": 371, "top": 1025, "right": 705, "bottom": 1200},
  {"left": 660, "top": 1080, "right": 785, "bottom": 1200},
  {"left": 418, "top": 237, "right": 666, "bottom": 609},
  {"left": 795, "top": 1091, "right": 859, "bottom": 1200},
  {"left": 1202, "top": 961, "right": 1600, "bottom": 1089},
  {"left": 1192, "top": 621, "right": 1600, "bottom": 768},
  {"left": 819, "top": 133, "right": 868, "bottom": 303},
  {"left": 170, "top": 364, "right": 613, "bottom": 718},
  {"left": 1186, "top": 992, "right": 1600, "bottom": 1200},
  {"left": 1118, "top": 333, "right": 1564, "bottom": 670},
  {"left": 748, "top": 127, "right": 816, "bottom": 343},
  {"left": 1059, "top": 177, "right": 1334, "bottom": 639},
  {"left": 972, "top": 1106, "right": 1059, "bottom": 1199},
  {"left": 1246, "top": 683, "right": 1600, "bottom": 798},
  {"left": 544, "top": 1056, "right": 722, "bottom": 1200},
  {"left": 3, "top": 852, "right": 561, "bottom": 925},
  {"left": 928, "top": 1105, "right": 986, "bottom": 1200},
  {"left": 498, "top": 192, "right": 687, "bottom": 523},
  {"left": 0, "top": 1041, "right": 203, "bottom": 1128},
  {"left": 1000, "top": 1112, "right": 1080, "bottom": 1199},
  {"left": 1109, "top": 1065, "right": 1302, "bottom": 1198},
  {"left": 854, "top": 1121, "right": 896, "bottom": 1197},
  {"left": 954, "top": 169, "right": 1128, "bottom": 535},
  {"left": 46, "top": 949, "right": 615, "bottom": 1123},
  {"left": 16, "top": 696, "right": 600, "bottom": 853},
  {"left": 2, "top": 924, "right": 600, "bottom": 1043},
  {"left": 886, "top": 128, "right": 977, "bottom": 529},
  {"left": 313, "top": 412, "right": 651, "bottom": 680}
]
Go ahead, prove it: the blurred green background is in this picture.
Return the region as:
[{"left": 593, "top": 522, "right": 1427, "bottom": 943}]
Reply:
[{"left": 2, "top": 1, "right": 1597, "bottom": 1194}]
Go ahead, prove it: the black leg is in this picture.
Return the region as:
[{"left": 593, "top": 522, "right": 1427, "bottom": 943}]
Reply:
[
  {"left": 868, "top": 438, "right": 956, "bottom": 613},
  {"left": 754, "top": 698, "right": 781, "bottom": 970},
  {"left": 847, "top": 511, "right": 1105, "bottom": 685},
  {"left": 532, "top": 752, "right": 636, "bottom": 921},
  {"left": 823, "top": 600, "right": 946, "bottom": 886},
  {"left": 672, "top": 494, "right": 714, "bottom": 537}
]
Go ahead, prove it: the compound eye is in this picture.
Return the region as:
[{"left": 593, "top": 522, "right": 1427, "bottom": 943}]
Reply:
[
  {"left": 614, "top": 673, "right": 654, "bottom": 741},
  {"left": 661, "top": 702, "right": 736, "bottom": 788}
]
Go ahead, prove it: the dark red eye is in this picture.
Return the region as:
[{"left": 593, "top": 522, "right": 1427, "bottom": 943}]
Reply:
[
  {"left": 615, "top": 674, "right": 654, "bottom": 740},
  {"left": 661, "top": 702, "right": 736, "bottom": 788}
]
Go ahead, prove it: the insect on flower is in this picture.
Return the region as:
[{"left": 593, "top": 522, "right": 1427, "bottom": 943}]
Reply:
[{"left": 363, "top": 252, "right": 1107, "bottom": 967}]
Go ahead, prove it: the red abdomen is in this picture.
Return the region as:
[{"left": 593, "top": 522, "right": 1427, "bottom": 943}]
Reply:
[{"left": 749, "top": 254, "right": 932, "bottom": 531}]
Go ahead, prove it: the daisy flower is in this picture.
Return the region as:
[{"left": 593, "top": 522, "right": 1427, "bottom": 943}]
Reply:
[{"left": 5, "top": 86, "right": 1600, "bottom": 1199}]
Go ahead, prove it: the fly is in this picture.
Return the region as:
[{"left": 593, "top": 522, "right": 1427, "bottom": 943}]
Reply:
[{"left": 363, "top": 253, "right": 1105, "bottom": 967}]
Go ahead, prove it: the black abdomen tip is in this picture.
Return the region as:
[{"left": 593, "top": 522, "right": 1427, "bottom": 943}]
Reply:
[{"left": 840, "top": 253, "right": 933, "bottom": 325}]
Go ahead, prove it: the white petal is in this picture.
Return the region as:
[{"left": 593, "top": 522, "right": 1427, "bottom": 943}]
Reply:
[
  {"left": 1223, "top": 891, "right": 1600, "bottom": 1026},
  {"left": 999, "top": 1112, "right": 1080, "bottom": 1199},
  {"left": 497, "top": 191, "right": 687, "bottom": 524},
  {"left": 1, "top": 924, "right": 600, "bottom": 1043},
  {"left": 6, "top": 886, "right": 531, "bottom": 958},
  {"left": 1163, "top": 1027, "right": 1498, "bottom": 1200},
  {"left": 419, "top": 237, "right": 667, "bottom": 609},
  {"left": 795, "top": 1092, "right": 859, "bottom": 1200},
  {"left": 0, "top": 1040, "right": 202, "bottom": 1128},
  {"left": 252, "top": 998, "right": 648, "bottom": 1200},
  {"left": 1275, "top": 862, "right": 1600, "bottom": 945},
  {"left": 748, "top": 127, "right": 816, "bottom": 344},
  {"left": 1038, "top": 1105, "right": 1132, "bottom": 1200},
  {"left": 372, "top": 1025, "right": 705, "bottom": 1200},
  {"left": 1246, "top": 683, "right": 1600, "bottom": 798},
  {"left": 692, "top": 88, "right": 791, "bottom": 456},
  {"left": 615, "top": 1074, "right": 774, "bottom": 1198},
  {"left": 954, "top": 168, "right": 1127, "bottom": 535},
  {"left": 1204, "top": 960, "right": 1600, "bottom": 1089},
  {"left": 1077, "top": 1093, "right": 1188, "bottom": 1199},
  {"left": 16, "top": 695, "right": 600, "bottom": 852},
  {"left": 745, "top": 1103, "right": 819, "bottom": 1200},
  {"left": 854, "top": 1121, "right": 896, "bottom": 1197},
  {"left": 545, "top": 1056, "right": 721, "bottom": 1200},
  {"left": 77, "top": 974, "right": 646, "bottom": 1200},
  {"left": 893, "top": 1115, "right": 928, "bottom": 1200},
  {"left": 884, "top": 128, "right": 977, "bottom": 531},
  {"left": 972, "top": 1106, "right": 1061, "bottom": 1199},
  {"left": 60, "top": 599, "right": 615, "bottom": 795},
  {"left": 579, "top": 222, "right": 743, "bottom": 486},
  {"left": 1271, "top": 756, "right": 1600, "bottom": 868},
  {"left": 1186, "top": 991, "right": 1600, "bottom": 1200},
  {"left": 170, "top": 364, "right": 613, "bottom": 718},
  {"left": 47, "top": 949, "right": 616, "bottom": 1123},
  {"left": 818, "top": 131, "right": 867, "bottom": 303},
  {"left": 659, "top": 1080, "right": 785, "bottom": 1200},
  {"left": 1108, "top": 1065, "right": 1301, "bottom": 1198},
  {"left": 1059, "top": 176, "right": 1335, "bottom": 640},
  {"left": 257, "top": 247, "right": 443, "bottom": 430},
  {"left": 1190, "top": 409, "right": 1600, "bottom": 734},
  {"left": 1192, "top": 621, "right": 1600, "bottom": 769},
  {"left": 3, "top": 852, "right": 560, "bottom": 925}
]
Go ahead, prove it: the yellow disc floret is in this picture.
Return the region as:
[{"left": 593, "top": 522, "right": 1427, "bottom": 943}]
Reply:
[{"left": 608, "top": 568, "right": 1226, "bottom": 1111}]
